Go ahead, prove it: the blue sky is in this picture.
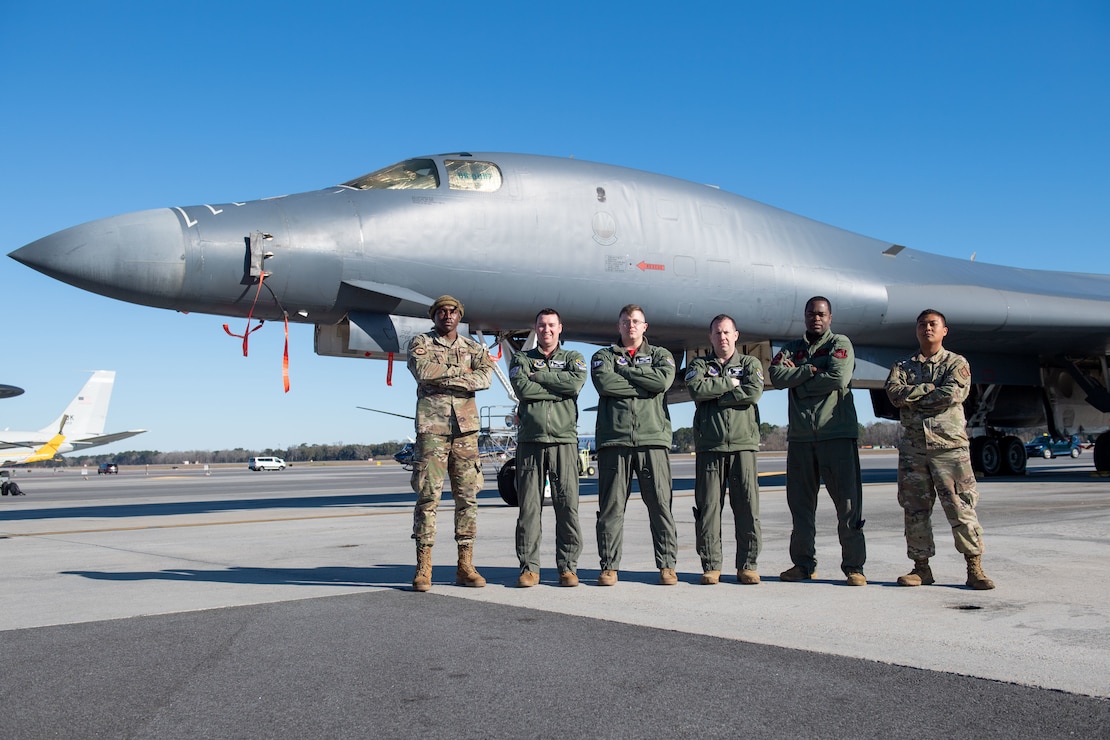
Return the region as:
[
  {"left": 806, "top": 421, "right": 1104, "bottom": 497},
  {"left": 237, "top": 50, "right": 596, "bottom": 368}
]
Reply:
[{"left": 1, "top": 2, "right": 1107, "bottom": 454}]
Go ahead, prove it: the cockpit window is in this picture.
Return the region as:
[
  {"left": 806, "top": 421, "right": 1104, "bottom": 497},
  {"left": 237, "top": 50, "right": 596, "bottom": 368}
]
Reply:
[
  {"left": 445, "top": 160, "right": 502, "bottom": 192},
  {"left": 342, "top": 159, "right": 440, "bottom": 190}
]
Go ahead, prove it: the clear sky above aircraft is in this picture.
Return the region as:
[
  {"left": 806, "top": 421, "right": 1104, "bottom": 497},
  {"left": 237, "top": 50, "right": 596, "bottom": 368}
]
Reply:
[{"left": 1, "top": 3, "right": 1106, "bottom": 453}]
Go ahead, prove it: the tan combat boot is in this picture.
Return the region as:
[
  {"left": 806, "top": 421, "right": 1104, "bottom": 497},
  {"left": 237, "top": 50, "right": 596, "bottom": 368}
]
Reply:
[
  {"left": 456, "top": 543, "right": 486, "bottom": 588},
  {"left": 413, "top": 544, "right": 433, "bottom": 592},
  {"left": 897, "top": 559, "right": 935, "bottom": 587},
  {"left": 700, "top": 570, "right": 721, "bottom": 585},
  {"left": 965, "top": 553, "right": 995, "bottom": 590}
]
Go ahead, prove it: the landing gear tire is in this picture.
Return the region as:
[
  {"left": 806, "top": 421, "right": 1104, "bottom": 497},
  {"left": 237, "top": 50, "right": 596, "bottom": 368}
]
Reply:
[
  {"left": 497, "top": 459, "right": 518, "bottom": 507},
  {"left": 972, "top": 437, "right": 1002, "bottom": 477},
  {"left": 1095, "top": 433, "right": 1110, "bottom": 473},
  {"left": 1001, "top": 436, "right": 1027, "bottom": 476}
]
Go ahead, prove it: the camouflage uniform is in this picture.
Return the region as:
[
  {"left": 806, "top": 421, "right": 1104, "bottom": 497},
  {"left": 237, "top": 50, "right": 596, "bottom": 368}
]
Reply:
[
  {"left": 408, "top": 330, "right": 493, "bottom": 546},
  {"left": 509, "top": 345, "right": 587, "bottom": 574},
  {"left": 686, "top": 351, "right": 764, "bottom": 573},
  {"left": 885, "top": 348, "right": 985, "bottom": 558},
  {"left": 591, "top": 340, "right": 678, "bottom": 570},
  {"left": 768, "top": 329, "right": 866, "bottom": 577}
]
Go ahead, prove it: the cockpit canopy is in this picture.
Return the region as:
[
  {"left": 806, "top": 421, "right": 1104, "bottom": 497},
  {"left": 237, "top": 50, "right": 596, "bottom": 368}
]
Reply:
[{"left": 342, "top": 157, "right": 502, "bottom": 192}]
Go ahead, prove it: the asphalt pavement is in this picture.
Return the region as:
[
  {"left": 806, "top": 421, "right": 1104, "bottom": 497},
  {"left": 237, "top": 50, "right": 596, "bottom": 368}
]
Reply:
[{"left": 2, "top": 452, "right": 1108, "bottom": 738}]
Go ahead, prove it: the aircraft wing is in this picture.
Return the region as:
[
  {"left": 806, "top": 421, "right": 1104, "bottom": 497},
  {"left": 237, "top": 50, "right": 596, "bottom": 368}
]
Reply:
[
  {"left": 69, "top": 430, "right": 148, "bottom": 448},
  {"left": 0, "top": 436, "right": 46, "bottom": 450}
]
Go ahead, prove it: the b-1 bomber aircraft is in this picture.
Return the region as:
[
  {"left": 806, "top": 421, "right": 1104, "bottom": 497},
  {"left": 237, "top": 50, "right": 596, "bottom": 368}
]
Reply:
[{"left": 11, "top": 152, "right": 1110, "bottom": 475}]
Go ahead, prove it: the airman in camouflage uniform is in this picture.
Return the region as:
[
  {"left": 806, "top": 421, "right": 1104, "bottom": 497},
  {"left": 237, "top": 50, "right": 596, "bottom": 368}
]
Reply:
[
  {"left": 407, "top": 295, "right": 494, "bottom": 592},
  {"left": 591, "top": 304, "right": 679, "bottom": 587},
  {"left": 686, "top": 314, "right": 764, "bottom": 585},
  {"left": 885, "top": 309, "right": 994, "bottom": 590},
  {"left": 509, "top": 308, "right": 587, "bottom": 588},
  {"left": 768, "top": 296, "right": 867, "bottom": 586}
]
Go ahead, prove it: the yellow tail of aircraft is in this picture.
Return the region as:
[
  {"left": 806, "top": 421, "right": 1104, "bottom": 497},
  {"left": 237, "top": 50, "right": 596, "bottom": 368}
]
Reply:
[
  {"left": 23, "top": 433, "right": 68, "bottom": 463},
  {"left": 0, "top": 371, "right": 146, "bottom": 465}
]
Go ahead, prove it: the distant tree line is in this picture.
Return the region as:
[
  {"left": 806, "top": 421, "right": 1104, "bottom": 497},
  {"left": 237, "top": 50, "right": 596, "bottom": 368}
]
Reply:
[
  {"left": 25, "top": 424, "right": 907, "bottom": 468},
  {"left": 671, "top": 421, "right": 903, "bottom": 453},
  {"left": 37, "top": 441, "right": 409, "bottom": 468}
]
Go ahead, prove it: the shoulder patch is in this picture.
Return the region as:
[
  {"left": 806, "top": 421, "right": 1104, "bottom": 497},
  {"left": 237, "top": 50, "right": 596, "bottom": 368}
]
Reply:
[
  {"left": 575, "top": 359, "right": 587, "bottom": 371},
  {"left": 592, "top": 358, "right": 604, "bottom": 370},
  {"left": 960, "top": 365, "right": 971, "bottom": 379},
  {"left": 413, "top": 346, "right": 427, "bottom": 355},
  {"left": 833, "top": 348, "right": 848, "bottom": 360},
  {"left": 509, "top": 365, "right": 521, "bottom": 378},
  {"left": 684, "top": 368, "right": 698, "bottom": 381}
]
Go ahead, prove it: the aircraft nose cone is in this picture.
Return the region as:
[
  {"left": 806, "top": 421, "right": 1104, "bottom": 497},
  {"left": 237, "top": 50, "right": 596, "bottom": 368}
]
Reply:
[{"left": 9, "top": 208, "right": 188, "bottom": 308}]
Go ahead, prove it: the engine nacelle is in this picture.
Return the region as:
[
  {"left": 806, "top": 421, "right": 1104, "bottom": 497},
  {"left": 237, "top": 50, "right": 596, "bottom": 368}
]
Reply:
[{"left": 315, "top": 312, "right": 467, "bottom": 361}]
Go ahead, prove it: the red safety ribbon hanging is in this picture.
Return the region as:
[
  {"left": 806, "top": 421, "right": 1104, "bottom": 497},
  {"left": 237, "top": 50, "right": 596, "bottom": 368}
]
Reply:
[
  {"left": 386, "top": 352, "right": 394, "bottom": 387},
  {"left": 223, "top": 272, "right": 268, "bottom": 357},
  {"left": 282, "top": 314, "right": 290, "bottom": 393},
  {"left": 220, "top": 272, "right": 292, "bottom": 392}
]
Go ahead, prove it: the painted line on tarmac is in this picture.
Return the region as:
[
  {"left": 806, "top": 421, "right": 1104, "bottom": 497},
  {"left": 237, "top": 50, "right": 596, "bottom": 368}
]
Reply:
[{"left": 0, "top": 508, "right": 407, "bottom": 538}]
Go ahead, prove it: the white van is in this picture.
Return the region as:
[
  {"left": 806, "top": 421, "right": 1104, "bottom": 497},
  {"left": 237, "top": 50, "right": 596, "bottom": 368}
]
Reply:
[{"left": 248, "top": 456, "right": 286, "bottom": 471}]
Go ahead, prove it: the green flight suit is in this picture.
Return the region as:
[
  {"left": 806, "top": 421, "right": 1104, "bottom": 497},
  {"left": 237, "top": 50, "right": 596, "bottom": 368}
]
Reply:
[
  {"left": 686, "top": 351, "right": 764, "bottom": 572},
  {"left": 510, "top": 345, "right": 587, "bottom": 574},
  {"left": 591, "top": 340, "right": 678, "bottom": 570},
  {"left": 768, "top": 329, "right": 866, "bottom": 576}
]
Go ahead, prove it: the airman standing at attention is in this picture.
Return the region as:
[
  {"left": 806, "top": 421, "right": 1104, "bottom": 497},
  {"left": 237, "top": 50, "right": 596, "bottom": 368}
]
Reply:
[
  {"left": 509, "top": 308, "right": 587, "bottom": 587},
  {"left": 407, "top": 295, "right": 494, "bottom": 592},
  {"left": 768, "top": 296, "right": 867, "bottom": 586},
  {"left": 885, "top": 309, "right": 994, "bottom": 590},
  {"left": 686, "top": 314, "right": 765, "bottom": 585},
  {"left": 591, "top": 304, "right": 679, "bottom": 586}
]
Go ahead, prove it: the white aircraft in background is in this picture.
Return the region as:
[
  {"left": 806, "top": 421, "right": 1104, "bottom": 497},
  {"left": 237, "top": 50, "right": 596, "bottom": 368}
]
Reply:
[{"left": 0, "top": 371, "right": 146, "bottom": 465}]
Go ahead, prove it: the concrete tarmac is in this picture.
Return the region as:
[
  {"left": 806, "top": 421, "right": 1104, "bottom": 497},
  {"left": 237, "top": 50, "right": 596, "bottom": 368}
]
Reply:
[{"left": 2, "top": 453, "right": 1108, "bottom": 737}]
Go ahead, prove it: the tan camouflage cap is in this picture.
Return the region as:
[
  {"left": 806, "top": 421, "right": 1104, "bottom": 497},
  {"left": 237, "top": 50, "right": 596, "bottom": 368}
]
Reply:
[{"left": 428, "top": 295, "right": 464, "bottom": 318}]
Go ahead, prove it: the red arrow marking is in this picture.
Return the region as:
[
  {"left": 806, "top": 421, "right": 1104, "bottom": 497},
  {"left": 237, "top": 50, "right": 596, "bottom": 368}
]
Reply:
[{"left": 637, "top": 261, "right": 665, "bottom": 271}]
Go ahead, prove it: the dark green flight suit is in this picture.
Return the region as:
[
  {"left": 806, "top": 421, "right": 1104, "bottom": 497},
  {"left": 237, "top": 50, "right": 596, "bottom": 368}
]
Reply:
[
  {"left": 510, "top": 345, "right": 587, "bottom": 575},
  {"left": 686, "top": 351, "right": 764, "bottom": 573},
  {"left": 591, "top": 340, "right": 677, "bottom": 571},
  {"left": 768, "top": 329, "right": 866, "bottom": 577}
]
